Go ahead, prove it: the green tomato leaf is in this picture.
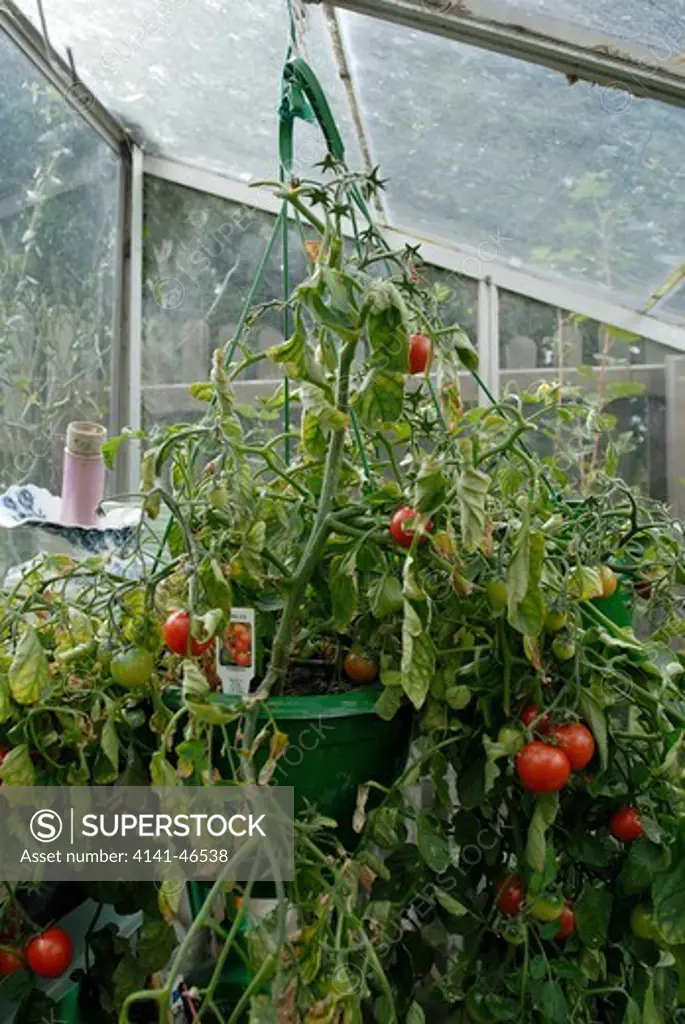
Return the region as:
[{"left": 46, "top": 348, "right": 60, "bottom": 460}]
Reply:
[
  {"left": 416, "top": 813, "right": 450, "bottom": 873},
  {"left": 526, "top": 793, "right": 559, "bottom": 873},
  {"left": 533, "top": 980, "right": 568, "bottom": 1024},
  {"left": 506, "top": 507, "right": 545, "bottom": 635},
  {"left": 619, "top": 839, "right": 667, "bottom": 895},
  {"left": 354, "top": 369, "right": 405, "bottom": 429},
  {"left": 0, "top": 744, "right": 36, "bottom": 786},
  {"left": 580, "top": 690, "right": 608, "bottom": 775},
  {"left": 374, "top": 686, "right": 403, "bottom": 721},
  {"left": 266, "top": 310, "right": 329, "bottom": 391},
  {"left": 9, "top": 626, "right": 50, "bottom": 705},
  {"left": 436, "top": 890, "right": 467, "bottom": 917},
  {"left": 653, "top": 859, "right": 685, "bottom": 945},
  {"left": 100, "top": 717, "right": 119, "bottom": 772},
  {"left": 370, "top": 575, "right": 403, "bottom": 620},
  {"left": 406, "top": 1002, "right": 425, "bottom": 1024},
  {"left": 457, "top": 463, "right": 490, "bottom": 553},
  {"left": 401, "top": 601, "right": 435, "bottom": 709},
  {"left": 199, "top": 557, "right": 232, "bottom": 613},
  {"left": 414, "top": 457, "right": 447, "bottom": 515},
  {"left": 0, "top": 673, "right": 11, "bottom": 724},
  {"left": 364, "top": 279, "right": 410, "bottom": 373},
  {"left": 150, "top": 751, "right": 180, "bottom": 787},
  {"left": 575, "top": 883, "right": 613, "bottom": 948},
  {"left": 330, "top": 553, "right": 359, "bottom": 630},
  {"left": 182, "top": 660, "right": 210, "bottom": 701}
]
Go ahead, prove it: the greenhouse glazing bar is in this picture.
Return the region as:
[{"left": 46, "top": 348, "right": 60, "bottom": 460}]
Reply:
[
  {"left": 143, "top": 155, "right": 685, "bottom": 355},
  {"left": 307, "top": 0, "right": 685, "bottom": 109}
]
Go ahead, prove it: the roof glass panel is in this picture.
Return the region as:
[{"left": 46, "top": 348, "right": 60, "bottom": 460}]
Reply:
[
  {"left": 338, "top": 10, "right": 685, "bottom": 311},
  {"left": 497, "top": 0, "right": 685, "bottom": 52},
  {"left": 13, "top": 0, "right": 357, "bottom": 180}
]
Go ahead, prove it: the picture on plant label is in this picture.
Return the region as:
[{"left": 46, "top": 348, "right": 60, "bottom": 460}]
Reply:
[{"left": 220, "top": 620, "right": 253, "bottom": 669}]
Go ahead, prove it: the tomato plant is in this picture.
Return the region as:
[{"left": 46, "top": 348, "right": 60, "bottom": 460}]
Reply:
[
  {"left": 516, "top": 743, "right": 571, "bottom": 793},
  {"left": 3, "top": 161, "right": 685, "bottom": 1024},
  {"left": 408, "top": 332, "right": 432, "bottom": 374},
  {"left": 26, "top": 928, "right": 73, "bottom": 978},
  {"left": 554, "top": 722, "right": 595, "bottom": 771}
]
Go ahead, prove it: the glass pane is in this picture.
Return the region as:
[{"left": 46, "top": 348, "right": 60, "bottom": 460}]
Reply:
[
  {"left": 498, "top": 290, "right": 679, "bottom": 504},
  {"left": 143, "top": 176, "right": 311, "bottom": 429},
  {"left": 339, "top": 11, "right": 685, "bottom": 309},
  {"left": 500, "top": 0, "right": 685, "bottom": 51},
  {"left": 0, "top": 29, "right": 121, "bottom": 572},
  {"left": 14, "top": 0, "right": 358, "bottom": 181},
  {"left": 662, "top": 282, "right": 685, "bottom": 322}
]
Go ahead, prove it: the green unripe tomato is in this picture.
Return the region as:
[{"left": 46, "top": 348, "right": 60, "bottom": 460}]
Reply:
[
  {"left": 544, "top": 609, "right": 568, "bottom": 632},
  {"left": 630, "top": 905, "right": 659, "bottom": 942},
  {"left": 110, "top": 647, "right": 154, "bottom": 689},
  {"left": 532, "top": 896, "right": 565, "bottom": 922},
  {"left": 486, "top": 580, "right": 508, "bottom": 613},
  {"left": 497, "top": 726, "right": 525, "bottom": 754},
  {"left": 552, "top": 636, "right": 576, "bottom": 662}
]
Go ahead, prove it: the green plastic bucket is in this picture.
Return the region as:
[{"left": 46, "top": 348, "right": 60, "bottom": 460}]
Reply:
[{"left": 211, "top": 685, "right": 411, "bottom": 847}]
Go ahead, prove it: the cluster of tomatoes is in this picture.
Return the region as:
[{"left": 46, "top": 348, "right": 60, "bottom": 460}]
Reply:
[
  {"left": 496, "top": 876, "right": 577, "bottom": 941},
  {"left": 0, "top": 925, "right": 73, "bottom": 979},
  {"left": 515, "top": 703, "right": 643, "bottom": 839},
  {"left": 223, "top": 622, "right": 252, "bottom": 668}
]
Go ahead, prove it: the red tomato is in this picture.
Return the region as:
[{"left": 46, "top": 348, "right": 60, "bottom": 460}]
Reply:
[
  {"left": 0, "top": 747, "right": 10, "bottom": 767},
  {"left": 496, "top": 875, "right": 524, "bottom": 916},
  {"left": 164, "top": 611, "right": 213, "bottom": 657},
  {"left": 0, "top": 949, "right": 24, "bottom": 975},
  {"left": 389, "top": 506, "right": 432, "bottom": 549},
  {"left": 554, "top": 723, "right": 596, "bottom": 772},
  {"left": 234, "top": 635, "right": 251, "bottom": 654},
  {"left": 26, "top": 928, "right": 73, "bottom": 979},
  {"left": 520, "top": 705, "right": 552, "bottom": 736},
  {"left": 344, "top": 652, "right": 379, "bottom": 685},
  {"left": 609, "top": 805, "right": 643, "bottom": 843},
  {"left": 516, "top": 743, "right": 571, "bottom": 794},
  {"left": 409, "top": 333, "right": 432, "bottom": 374},
  {"left": 235, "top": 652, "right": 251, "bottom": 668},
  {"left": 555, "top": 904, "right": 576, "bottom": 941}
]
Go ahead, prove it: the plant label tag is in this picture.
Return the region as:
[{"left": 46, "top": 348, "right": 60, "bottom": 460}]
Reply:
[{"left": 217, "top": 607, "right": 255, "bottom": 696}]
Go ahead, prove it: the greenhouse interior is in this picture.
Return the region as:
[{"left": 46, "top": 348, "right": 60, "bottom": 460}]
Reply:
[{"left": 2, "top": 0, "right": 685, "bottom": 1021}]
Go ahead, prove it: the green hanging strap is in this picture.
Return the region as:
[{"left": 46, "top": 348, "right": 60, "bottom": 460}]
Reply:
[{"left": 279, "top": 56, "right": 346, "bottom": 175}]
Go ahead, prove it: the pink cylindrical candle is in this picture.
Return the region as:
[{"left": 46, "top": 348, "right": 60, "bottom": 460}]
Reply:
[{"left": 60, "top": 422, "right": 107, "bottom": 527}]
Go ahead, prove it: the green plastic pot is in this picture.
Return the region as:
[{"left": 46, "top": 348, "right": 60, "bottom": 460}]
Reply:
[{"left": 212, "top": 685, "right": 411, "bottom": 847}]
